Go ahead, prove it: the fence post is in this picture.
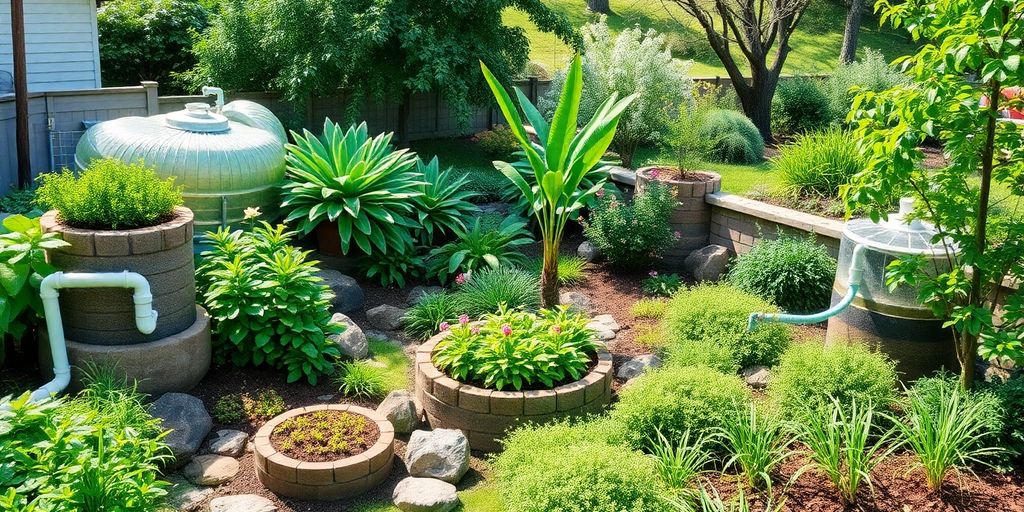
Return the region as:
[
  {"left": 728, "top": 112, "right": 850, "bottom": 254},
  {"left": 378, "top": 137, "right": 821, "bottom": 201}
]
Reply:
[{"left": 142, "top": 82, "right": 159, "bottom": 116}]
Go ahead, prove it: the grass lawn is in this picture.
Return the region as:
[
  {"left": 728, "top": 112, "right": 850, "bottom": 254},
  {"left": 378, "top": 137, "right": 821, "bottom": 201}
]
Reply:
[
  {"left": 350, "top": 482, "right": 503, "bottom": 512},
  {"left": 503, "top": 0, "right": 917, "bottom": 76},
  {"left": 367, "top": 337, "right": 413, "bottom": 394},
  {"left": 634, "top": 145, "right": 776, "bottom": 194}
]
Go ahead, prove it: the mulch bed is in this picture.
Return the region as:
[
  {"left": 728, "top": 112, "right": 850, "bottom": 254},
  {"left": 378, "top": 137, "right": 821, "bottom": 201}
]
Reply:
[{"left": 270, "top": 410, "right": 380, "bottom": 462}]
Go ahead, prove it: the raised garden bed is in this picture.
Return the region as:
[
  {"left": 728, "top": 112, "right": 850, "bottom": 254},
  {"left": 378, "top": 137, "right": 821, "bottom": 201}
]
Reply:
[{"left": 635, "top": 167, "right": 722, "bottom": 266}]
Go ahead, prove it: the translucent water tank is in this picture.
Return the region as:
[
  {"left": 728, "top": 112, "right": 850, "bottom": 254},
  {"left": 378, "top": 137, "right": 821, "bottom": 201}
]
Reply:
[
  {"left": 827, "top": 198, "right": 961, "bottom": 380},
  {"left": 75, "top": 98, "right": 286, "bottom": 231}
]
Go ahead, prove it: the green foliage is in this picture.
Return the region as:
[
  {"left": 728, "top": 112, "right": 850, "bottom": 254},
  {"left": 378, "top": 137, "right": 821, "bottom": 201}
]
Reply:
[
  {"left": 823, "top": 48, "right": 909, "bottom": 124},
  {"left": 663, "top": 284, "right": 791, "bottom": 369},
  {"left": 358, "top": 248, "right": 425, "bottom": 288},
  {"left": 648, "top": 429, "right": 712, "bottom": 491},
  {"left": 718, "top": 404, "right": 794, "bottom": 491},
  {"left": 527, "top": 255, "right": 587, "bottom": 286},
  {"left": 410, "top": 157, "right": 478, "bottom": 245},
  {"left": 630, "top": 298, "right": 668, "bottom": 319},
  {"left": 366, "top": 338, "right": 412, "bottom": 394},
  {"left": 771, "top": 77, "right": 832, "bottom": 135},
  {"left": 37, "top": 159, "right": 182, "bottom": 230},
  {"left": 432, "top": 305, "right": 597, "bottom": 390},
  {"left": 907, "top": 373, "right": 1005, "bottom": 465},
  {"left": 988, "top": 377, "right": 1024, "bottom": 467},
  {"left": 664, "top": 337, "right": 739, "bottom": 375},
  {"left": 772, "top": 128, "right": 867, "bottom": 198},
  {"left": 211, "top": 394, "right": 246, "bottom": 424},
  {"left": 97, "top": 0, "right": 209, "bottom": 93},
  {"left": 335, "top": 360, "right": 387, "bottom": 400},
  {"left": 452, "top": 267, "right": 540, "bottom": 318},
  {"left": 0, "top": 215, "right": 68, "bottom": 366},
  {"left": 699, "top": 110, "right": 764, "bottom": 164},
  {"left": 0, "top": 188, "right": 40, "bottom": 216},
  {"left": 768, "top": 342, "right": 897, "bottom": 420},
  {"left": 582, "top": 183, "right": 676, "bottom": 270},
  {"left": 642, "top": 271, "right": 684, "bottom": 297},
  {"left": 197, "top": 223, "right": 342, "bottom": 385},
  {"left": 282, "top": 121, "right": 422, "bottom": 256},
  {"left": 666, "top": 102, "right": 719, "bottom": 172},
  {"left": 726, "top": 236, "right": 838, "bottom": 314},
  {"left": 403, "top": 291, "right": 460, "bottom": 341},
  {"left": 243, "top": 389, "right": 288, "bottom": 421},
  {"left": 427, "top": 217, "right": 533, "bottom": 284},
  {"left": 611, "top": 365, "right": 750, "bottom": 448},
  {"left": 474, "top": 126, "right": 521, "bottom": 159}
]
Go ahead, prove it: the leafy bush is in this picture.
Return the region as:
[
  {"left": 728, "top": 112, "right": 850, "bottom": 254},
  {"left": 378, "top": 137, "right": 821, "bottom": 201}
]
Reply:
[
  {"left": 403, "top": 291, "right": 460, "bottom": 340},
  {"left": 411, "top": 157, "right": 477, "bottom": 244},
  {"left": 452, "top": 267, "right": 540, "bottom": 318},
  {"left": 642, "top": 271, "right": 684, "bottom": 297},
  {"left": 427, "top": 217, "right": 533, "bottom": 284},
  {"left": 358, "top": 246, "right": 425, "bottom": 288},
  {"left": 611, "top": 365, "right": 750, "bottom": 448},
  {"left": 582, "top": 183, "right": 676, "bottom": 270},
  {"left": 772, "top": 128, "right": 867, "bottom": 198},
  {"left": 0, "top": 188, "right": 39, "bottom": 216},
  {"left": 718, "top": 404, "right": 794, "bottom": 490},
  {"left": 772, "top": 77, "right": 832, "bottom": 134},
  {"left": 989, "top": 377, "right": 1024, "bottom": 467},
  {"left": 665, "top": 337, "right": 739, "bottom": 374},
  {"left": 335, "top": 360, "right": 387, "bottom": 400},
  {"left": 527, "top": 255, "right": 587, "bottom": 286},
  {"left": 768, "top": 342, "right": 897, "bottom": 420},
  {"left": 474, "top": 125, "right": 520, "bottom": 159},
  {"left": 663, "top": 284, "right": 791, "bottom": 369},
  {"left": 432, "top": 306, "right": 597, "bottom": 390},
  {"left": 823, "top": 48, "right": 909, "bottom": 124},
  {"left": 727, "top": 236, "right": 837, "bottom": 314},
  {"left": 699, "top": 109, "right": 764, "bottom": 164},
  {"left": 282, "top": 121, "right": 421, "bottom": 256},
  {"left": 197, "top": 223, "right": 342, "bottom": 384},
  {"left": 37, "top": 159, "right": 182, "bottom": 230}
]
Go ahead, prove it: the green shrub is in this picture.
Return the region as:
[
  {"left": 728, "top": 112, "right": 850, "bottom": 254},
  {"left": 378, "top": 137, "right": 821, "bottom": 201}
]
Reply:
[
  {"left": 37, "top": 158, "right": 182, "bottom": 230},
  {"left": 611, "top": 365, "right": 750, "bottom": 448},
  {"left": 410, "top": 156, "right": 478, "bottom": 244},
  {"left": 631, "top": 298, "right": 668, "bottom": 319},
  {"left": 212, "top": 389, "right": 288, "bottom": 424},
  {"left": 727, "top": 236, "right": 837, "bottom": 314},
  {"left": 662, "top": 284, "right": 791, "bottom": 369},
  {"left": 989, "top": 377, "right": 1024, "bottom": 467},
  {"left": 197, "top": 223, "right": 342, "bottom": 385},
  {"left": 403, "top": 291, "right": 460, "bottom": 340},
  {"left": 527, "top": 255, "right": 587, "bottom": 286},
  {"left": 772, "top": 127, "right": 867, "bottom": 198},
  {"left": 427, "top": 216, "right": 533, "bottom": 284},
  {"left": 211, "top": 394, "right": 246, "bottom": 424},
  {"left": 335, "top": 360, "right": 387, "bottom": 400},
  {"left": 474, "top": 125, "right": 521, "bottom": 159},
  {"left": 452, "top": 267, "right": 540, "bottom": 318},
  {"left": 772, "top": 77, "right": 832, "bottom": 134},
  {"left": 823, "top": 48, "right": 909, "bottom": 124},
  {"left": 0, "top": 188, "right": 40, "bottom": 216},
  {"left": 357, "top": 246, "right": 425, "bottom": 288},
  {"left": 699, "top": 109, "right": 764, "bottom": 164},
  {"left": 664, "top": 337, "right": 740, "bottom": 374},
  {"left": 433, "top": 306, "right": 597, "bottom": 390},
  {"left": 768, "top": 342, "right": 897, "bottom": 420},
  {"left": 642, "top": 271, "right": 684, "bottom": 297},
  {"left": 582, "top": 183, "right": 676, "bottom": 270}
]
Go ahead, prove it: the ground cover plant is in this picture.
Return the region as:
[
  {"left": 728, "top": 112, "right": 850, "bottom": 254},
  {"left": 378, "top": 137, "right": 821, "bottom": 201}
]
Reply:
[
  {"left": 271, "top": 410, "right": 373, "bottom": 459},
  {"left": 726, "top": 235, "right": 837, "bottom": 314},
  {"left": 0, "top": 188, "right": 40, "bottom": 216},
  {"left": 211, "top": 389, "right": 287, "bottom": 424},
  {"left": 642, "top": 271, "right": 684, "bottom": 297},
  {"left": 582, "top": 182, "right": 677, "bottom": 270}
]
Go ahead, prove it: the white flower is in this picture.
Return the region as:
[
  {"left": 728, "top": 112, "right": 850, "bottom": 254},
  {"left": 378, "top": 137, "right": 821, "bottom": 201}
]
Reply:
[{"left": 243, "top": 206, "right": 262, "bottom": 220}]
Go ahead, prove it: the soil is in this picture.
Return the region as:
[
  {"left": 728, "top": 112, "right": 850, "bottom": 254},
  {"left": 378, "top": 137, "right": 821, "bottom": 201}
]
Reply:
[
  {"left": 269, "top": 410, "right": 379, "bottom": 462},
  {"left": 644, "top": 166, "right": 718, "bottom": 183}
]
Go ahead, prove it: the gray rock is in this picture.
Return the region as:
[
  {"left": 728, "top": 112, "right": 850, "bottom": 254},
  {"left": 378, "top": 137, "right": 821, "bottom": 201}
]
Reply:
[
  {"left": 477, "top": 202, "right": 509, "bottom": 215},
  {"left": 404, "top": 429, "right": 470, "bottom": 484},
  {"left": 316, "top": 394, "right": 336, "bottom": 401},
  {"left": 408, "top": 286, "right": 444, "bottom": 305},
  {"left": 206, "top": 429, "right": 248, "bottom": 458},
  {"left": 617, "top": 354, "right": 663, "bottom": 380},
  {"left": 590, "top": 314, "right": 621, "bottom": 332},
  {"left": 367, "top": 304, "right": 407, "bottom": 331},
  {"left": 683, "top": 244, "right": 731, "bottom": 282},
  {"left": 559, "top": 291, "right": 593, "bottom": 314},
  {"left": 165, "top": 474, "right": 215, "bottom": 512},
  {"left": 588, "top": 327, "right": 617, "bottom": 341},
  {"left": 577, "top": 241, "right": 600, "bottom": 262},
  {"left": 150, "top": 393, "right": 213, "bottom": 469},
  {"left": 182, "top": 454, "right": 239, "bottom": 486},
  {"left": 609, "top": 166, "right": 637, "bottom": 186},
  {"left": 209, "top": 494, "right": 277, "bottom": 512},
  {"left": 329, "top": 312, "right": 368, "bottom": 359},
  {"left": 318, "top": 269, "right": 364, "bottom": 313},
  {"left": 392, "top": 477, "right": 460, "bottom": 512},
  {"left": 377, "top": 390, "right": 421, "bottom": 434},
  {"left": 742, "top": 366, "right": 771, "bottom": 389}
]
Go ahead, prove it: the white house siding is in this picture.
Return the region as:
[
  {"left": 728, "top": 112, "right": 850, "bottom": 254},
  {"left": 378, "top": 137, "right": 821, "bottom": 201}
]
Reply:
[{"left": 0, "top": 0, "right": 101, "bottom": 93}]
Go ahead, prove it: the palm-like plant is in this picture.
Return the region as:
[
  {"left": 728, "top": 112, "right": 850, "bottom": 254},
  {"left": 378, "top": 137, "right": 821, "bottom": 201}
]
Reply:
[
  {"left": 482, "top": 55, "right": 635, "bottom": 307},
  {"left": 282, "top": 120, "right": 423, "bottom": 256},
  {"left": 411, "top": 156, "right": 478, "bottom": 244}
]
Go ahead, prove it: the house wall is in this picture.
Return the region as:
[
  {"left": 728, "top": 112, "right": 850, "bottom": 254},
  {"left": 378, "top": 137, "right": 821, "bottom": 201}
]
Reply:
[{"left": 0, "top": 0, "right": 102, "bottom": 93}]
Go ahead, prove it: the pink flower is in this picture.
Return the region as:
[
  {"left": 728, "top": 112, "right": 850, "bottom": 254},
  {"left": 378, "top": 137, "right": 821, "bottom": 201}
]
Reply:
[
  {"left": 455, "top": 273, "right": 467, "bottom": 285},
  {"left": 649, "top": 270, "right": 659, "bottom": 277},
  {"left": 649, "top": 168, "right": 661, "bottom": 179},
  {"left": 501, "top": 324, "right": 512, "bottom": 336},
  {"left": 673, "top": 230, "right": 682, "bottom": 240},
  {"left": 439, "top": 322, "right": 450, "bottom": 331},
  {"left": 459, "top": 314, "right": 469, "bottom": 325},
  {"left": 552, "top": 325, "right": 562, "bottom": 334},
  {"left": 596, "top": 188, "right": 606, "bottom": 198},
  {"left": 471, "top": 326, "right": 481, "bottom": 335}
]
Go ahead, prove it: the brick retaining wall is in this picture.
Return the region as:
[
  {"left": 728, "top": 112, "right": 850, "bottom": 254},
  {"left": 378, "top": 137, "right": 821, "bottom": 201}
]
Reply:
[{"left": 706, "top": 193, "right": 844, "bottom": 257}]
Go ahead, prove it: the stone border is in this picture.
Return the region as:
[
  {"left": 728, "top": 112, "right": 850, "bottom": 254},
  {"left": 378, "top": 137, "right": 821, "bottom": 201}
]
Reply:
[
  {"left": 636, "top": 167, "right": 722, "bottom": 266},
  {"left": 40, "top": 206, "right": 194, "bottom": 256},
  {"left": 415, "top": 332, "right": 614, "bottom": 452},
  {"left": 253, "top": 404, "right": 394, "bottom": 501}
]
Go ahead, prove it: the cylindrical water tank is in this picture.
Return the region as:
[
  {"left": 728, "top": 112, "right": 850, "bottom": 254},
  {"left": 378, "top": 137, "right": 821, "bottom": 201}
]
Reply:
[
  {"left": 826, "top": 199, "right": 960, "bottom": 381},
  {"left": 74, "top": 99, "right": 286, "bottom": 231}
]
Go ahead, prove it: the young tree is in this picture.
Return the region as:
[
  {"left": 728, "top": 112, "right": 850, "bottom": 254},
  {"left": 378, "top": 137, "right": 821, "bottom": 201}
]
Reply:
[
  {"left": 667, "top": 0, "right": 812, "bottom": 141},
  {"left": 844, "top": 0, "right": 1024, "bottom": 390},
  {"left": 839, "top": 0, "right": 866, "bottom": 65}
]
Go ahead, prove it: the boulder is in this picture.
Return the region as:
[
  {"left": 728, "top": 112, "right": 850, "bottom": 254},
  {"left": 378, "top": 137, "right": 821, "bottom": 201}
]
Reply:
[
  {"left": 150, "top": 393, "right": 213, "bottom": 469},
  {"left": 741, "top": 366, "right": 771, "bottom": 389},
  {"left": 206, "top": 429, "right": 248, "bottom": 458},
  {"left": 377, "top": 390, "right": 421, "bottom": 434},
  {"left": 367, "top": 304, "right": 407, "bottom": 331},
  {"left": 577, "top": 241, "right": 600, "bottom": 262},
  {"left": 407, "top": 286, "right": 444, "bottom": 305},
  {"left": 392, "top": 477, "right": 460, "bottom": 512},
  {"left": 318, "top": 269, "right": 364, "bottom": 313},
  {"left": 404, "top": 429, "right": 470, "bottom": 484},
  {"left": 182, "top": 454, "right": 239, "bottom": 486},
  {"left": 328, "top": 312, "right": 368, "bottom": 359},
  {"left": 617, "top": 354, "right": 663, "bottom": 380},
  {"left": 608, "top": 166, "right": 637, "bottom": 186},
  {"left": 559, "top": 291, "right": 593, "bottom": 315},
  {"left": 165, "top": 474, "right": 215, "bottom": 512},
  {"left": 209, "top": 495, "right": 278, "bottom": 512},
  {"left": 590, "top": 314, "right": 621, "bottom": 332},
  {"left": 683, "top": 245, "right": 731, "bottom": 282}
]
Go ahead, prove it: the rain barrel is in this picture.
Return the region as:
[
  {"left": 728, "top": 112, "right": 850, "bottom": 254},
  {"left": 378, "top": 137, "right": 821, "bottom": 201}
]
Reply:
[
  {"left": 74, "top": 99, "right": 286, "bottom": 232},
  {"left": 826, "top": 198, "right": 960, "bottom": 381}
]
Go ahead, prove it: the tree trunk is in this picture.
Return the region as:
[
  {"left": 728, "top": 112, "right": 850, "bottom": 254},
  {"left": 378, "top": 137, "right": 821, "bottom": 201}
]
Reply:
[
  {"left": 587, "top": 0, "right": 609, "bottom": 14},
  {"left": 736, "top": 74, "right": 777, "bottom": 143},
  {"left": 540, "top": 241, "right": 561, "bottom": 308},
  {"left": 617, "top": 140, "right": 637, "bottom": 169},
  {"left": 839, "top": 0, "right": 865, "bottom": 65}
]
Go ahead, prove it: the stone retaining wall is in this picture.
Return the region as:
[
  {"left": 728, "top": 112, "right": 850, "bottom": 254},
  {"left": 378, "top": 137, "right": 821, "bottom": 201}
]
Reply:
[{"left": 706, "top": 193, "right": 844, "bottom": 257}]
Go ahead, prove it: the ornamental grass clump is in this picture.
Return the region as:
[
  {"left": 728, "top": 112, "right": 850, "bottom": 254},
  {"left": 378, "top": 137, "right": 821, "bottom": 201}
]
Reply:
[
  {"left": 772, "top": 128, "right": 866, "bottom": 198},
  {"left": 452, "top": 266, "right": 540, "bottom": 318},
  {"left": 717, "top": 403, "right": 795, "bottom": 491},
  {"left": 403, "top": 291, "right": 460, "bottom": 340},
  {"left": 432, "top": 305, "right": 597, "bottom": 390}
]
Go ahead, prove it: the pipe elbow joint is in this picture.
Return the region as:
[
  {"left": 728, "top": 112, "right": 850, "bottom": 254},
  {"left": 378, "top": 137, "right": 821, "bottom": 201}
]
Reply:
[{"left": 136, "top": 310, "right": 159, "bottom": 335}]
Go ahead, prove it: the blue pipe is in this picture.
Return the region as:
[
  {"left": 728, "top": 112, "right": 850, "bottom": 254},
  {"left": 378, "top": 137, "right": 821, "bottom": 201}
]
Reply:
[{"left": 747, "top": 244, "right": 867, "bottom": 331}]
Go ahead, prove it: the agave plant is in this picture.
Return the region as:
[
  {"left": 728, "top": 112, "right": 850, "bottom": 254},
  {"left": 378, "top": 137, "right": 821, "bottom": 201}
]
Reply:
[
  {"left": 482, "top": 55, "right": 635, "bottom": 307},
  {"left": 411, "top": 156, "right": 478, "bottom": 244},
  {"left": 426, "top": 216, "right": 533, "bottom": 284},
  {"left": 281, "top": 120, "right": 424, "bottom": 256}
]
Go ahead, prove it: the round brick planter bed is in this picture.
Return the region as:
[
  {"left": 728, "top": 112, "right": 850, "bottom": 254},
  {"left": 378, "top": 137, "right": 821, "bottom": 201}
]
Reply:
[
  {"left": 415, "top": 331, "right": 614, "bottom": 452},
  {"left": 636, "top": 167, "right": 721, "bottom": 267},
  {"left": 253, "top": 404, "right": 394, "bottom": 501}
]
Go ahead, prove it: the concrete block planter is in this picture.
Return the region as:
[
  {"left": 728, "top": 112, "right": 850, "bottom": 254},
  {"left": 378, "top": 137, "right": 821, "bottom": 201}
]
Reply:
[
  {"left": 253, "top": 404, "right": 395, "bottom": 501},
  {"left": 415, "top": 332, "right": 614, "bottom": 452},
  {"left": 635, "top": 167, "right": 721, "bottom": 267}
]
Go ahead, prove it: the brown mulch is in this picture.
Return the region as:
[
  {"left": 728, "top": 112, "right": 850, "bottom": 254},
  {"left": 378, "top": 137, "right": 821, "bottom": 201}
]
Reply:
[
  {"left": 646, "top": 166, "right": 719, "bottom": 182},
  {"left": 270, "top": 410, "right": 380, "bottom": 462}
]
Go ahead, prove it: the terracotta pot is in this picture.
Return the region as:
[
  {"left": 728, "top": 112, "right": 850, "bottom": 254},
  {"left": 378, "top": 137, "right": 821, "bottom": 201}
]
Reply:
[{"left": 635, "top": 166, "right": 722, "bottom": 267}]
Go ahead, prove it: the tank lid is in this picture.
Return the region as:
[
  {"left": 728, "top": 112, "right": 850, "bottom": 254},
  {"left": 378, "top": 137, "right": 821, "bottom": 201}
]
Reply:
[
  {"left": 164, "top": 102, "right": 230, "bottom": 133},
  {"left": 843, "top": 197, "right": 956, "bottom": 256}
]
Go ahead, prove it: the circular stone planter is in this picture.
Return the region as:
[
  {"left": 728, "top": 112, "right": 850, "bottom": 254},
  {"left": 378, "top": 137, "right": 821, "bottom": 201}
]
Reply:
[
  {"left": 254, "top": 404, "right": 395, "bottom": 501},
  {"left": 635, "top": 167, "right": 722, "bottom": 267},
  {"left": 415, "top": 332, "right": 614, "bottom": 452}
]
